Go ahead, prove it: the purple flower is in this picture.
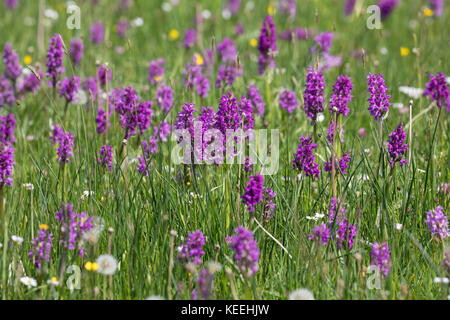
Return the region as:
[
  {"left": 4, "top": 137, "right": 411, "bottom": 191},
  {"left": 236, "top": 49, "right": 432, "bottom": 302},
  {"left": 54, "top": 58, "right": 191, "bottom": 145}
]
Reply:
[
  {"left": 0, "top": 114, "right": 16, "bottom": 146},
  {"left": 18, "top": 70, "right": 43, "bottom": 96},
  {"left": 378, "top": 0, "right": 400, "bottom": 20},
  {"left": 235, "top": 23, "right": 244, "bottom": 36},
  {"left": 49, "top": 125, "right": 64, "bottom": 144},
  {"left": 367, "top": 73, "right": 390, "bottom": 121},
  {"left": 304, "top": 67, "right": 325, "bottom": 122},
  {"left": 97, "top": 65, "right": 112, "bottom": 87},
  {"left": 326, "top": 121, "right": 344, "bottom": 145},
  {"left": 148, "top": 58, "right": 164, "bottom": 85},
  {"left": 293, "top": 136, "right": 320, "bottom": 179},
  {"left": 179, "top": 230, "right": 205, "bottom": 265},
  {"left": 55, "top": 202, "right": 93, "bottom": 257},
  {"left": 217, "top": 38, "right": 237, "bottom": 63},
  {"left": 423, "top": 72, "right": 449, "bottom": 111},
  {"left": 196, "top": 268, "right": 214, "bottom": 300},
  {"left": 137, "top": 101, "right": 154, "bottom": 135},
  {"left": 59, "top": 76, "right": 80, "bottom": 104},
  {"left": 325, "top": 152, "right": 351, "bottom": 175},
  {"left": 4, "top": 0, "right": 18, "bottom": 9},
  {"left": 228, "top": 226, "right": 260, "bottom": 277},
  {"left": 370, "top": 242, "right": 392, "bottom": 276},
  {"left": 0, "top": 76, "right": 15, "bottom": 107},
  {"left": 313, "top": 31, "right": 334, "bottom": 54},
  {"left": 183, "top": 29, "right": 196, "bottom": 49},
  {"left": 90, "top": 21, "right": 105, "bottom": 44},
  {"left": 95, "top": 107, "right": 110, "bottom": 135},
  {"left": 215, "top": 63, "right": 243, "bottom": 88},
  {"left": 279, "top": 89, "right": 299, "bottom": 114},
  {"left": 258, "top": 15, "right": 277, "bottom": 75},
  {"left": 247, "top": 83, "right": 265, "bottom": 117},
  {"left": 0, "top": 144, "right": 14, "bottom": 187},
  {"left": 263, "top": 187, "right": 276, "bottom": 221},
  {"left": 329, "top": 75, "right": 353, "bottom": 116},
  {"left": 174, "top": 103, "right": 196, "bottom": 133},
  {"left": 334, "top": 216, "right": 357, "bottom": 250},
  {"left": 98, "top": 145, "right": 113, "bottom": 172},
  {"left": 2, "top": 43, "right": 22, "bottom": 82},
  {"left": 226, "top": 0, "right": 241, "bottom": 15},
  {"left": 424, "top": 206, "right": 448, "bottom": 239},
  {"left": 429, "top": 0, "right": 444, "bottom": 16},
  {"left": 386, "top": 122, "right": 408, "bottom": 168},
  {"left": 46, "top": 34, "right": 65, "bottom": 88},
  {"left": 113, "top": 86, "right": 141, "bottom": 138},
  {"left": 82, "top": 77, "right": 98, "bottom": 100},
  {"left": 183, "top": 56, "right": 210, "bottom": 98},
  {"left": 279, "top": 0, "right": 296, "bottom": 18},
  {"left": 156, "top": 83, "right": 173, "bottom": 114},
  {"left": 69, "top": 39, "right": 83, "bottom": 67},
  {"left": 157, "top": 121, "right": 171, "bottom": 142},
  {"left": 28, "top": 228, "right": 53, "bottom": 269},
  {"left": 344, "top": 0, "right": 357, "bottom": 15},
  {"left": 56, "top": 131, "right": 74, "bottom": 163},
  {"left": 309, "top": 224, "right": 331, "bottom": 245},
  {"left": 117, "top": 19, "right": 128, "bottom": 38},
  {"left": 242, "top": 174, "right": 264, "bottom": 212},
  {"left": 244, "top": 157, "right": 253, "bottom": 173},
  {"left": 319, "top": 53, "right": 342, "bottom": 72}
]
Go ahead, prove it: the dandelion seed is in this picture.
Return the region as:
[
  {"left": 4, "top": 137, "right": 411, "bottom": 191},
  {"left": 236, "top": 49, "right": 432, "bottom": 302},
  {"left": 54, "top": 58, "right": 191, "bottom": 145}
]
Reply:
[
  {"left": 288, "top": 288, "right": 315, "bottom": 300},
  {"left": 96, "top": 254, "right": 118, "bottom": 275}
]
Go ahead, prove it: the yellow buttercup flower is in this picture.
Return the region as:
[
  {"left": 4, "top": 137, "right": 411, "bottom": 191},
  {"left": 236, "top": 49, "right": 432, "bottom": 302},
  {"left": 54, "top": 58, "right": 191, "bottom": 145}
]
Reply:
[
  {"left": 194, "top": 53, "right": 204, "bottom": 66},
  {"left": 169, "top": 29, "right": 179, "bottom": 40},
  {"left": 91, "top": 262, "right": 99, "bottom": 271},
  {"left": 39, "top": 224, "right": 49, "bottom": 230},
  {"left": 400, "top": 47, "right": 410, "bottom": 56},
  {"left": 249, "top": 38, "right": 258, "bottom": 48},
  {"left": 267, "top": 4, "right": 276, "bottom": 15},
  {"left": 153, "top": 76, "right": 163, "bottom": 83},
  {"left": 24, "top": 55, "right": 32, "bottom": 65},
  {"left": 85, "top": 262, "right": 93, "bottom": 271},
  {"left": 423, "top": 7, "right": 434, "bottom": 17}
]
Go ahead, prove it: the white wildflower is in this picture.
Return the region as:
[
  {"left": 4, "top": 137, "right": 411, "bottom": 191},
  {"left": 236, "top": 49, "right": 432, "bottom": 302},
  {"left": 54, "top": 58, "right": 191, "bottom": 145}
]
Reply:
[
  {"left": 288, "top": 288, "right": 315, "bottom": 300},
  {"left": 96, "top": 254, "right": 118, "bottom": 275},
  {"left": 20, "top": 277, "right": 37, "bottom": 288}
]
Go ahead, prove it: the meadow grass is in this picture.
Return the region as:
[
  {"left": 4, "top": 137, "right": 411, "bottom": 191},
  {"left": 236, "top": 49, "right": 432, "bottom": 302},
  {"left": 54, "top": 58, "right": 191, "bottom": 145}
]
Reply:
[{"left": 0, "top": 0, "right": 449, "bottom": 300}]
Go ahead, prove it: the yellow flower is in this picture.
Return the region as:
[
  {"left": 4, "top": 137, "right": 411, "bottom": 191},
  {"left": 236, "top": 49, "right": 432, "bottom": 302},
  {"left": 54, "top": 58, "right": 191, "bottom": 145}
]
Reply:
[
  {"left": 153, "top": 76, "right": 163, "bottom": 83},
  {"left": 85, "top": 262, "right": 93, "bottom": 271},
  {"left": 186, "top": 181, "right": 191, "bottom": 186},
  {"left": 169, "top": 29, "right": 179, "bottom": 40},
  {"left": 39, "top": 224, "right": 49, "bottom": 230},
  {"left": 267, "top": 4, "right": 276, "bottom": 15},
  {"left": 249, "top": 38, "right": 258, "bottom": 48},
  {"left": 194, "top": 53, "right": 204, "bottom": 66},
  {"left": 423, "top": 7, "right": 434, "bottom": 17},
  {"left": 91, "top": 262, "right": 99, "bottom": 271},
  {"left": 24, "top": 55, "right": 32, "bottom": 65},
  {"left": 400, "top": 47, "right": 410, "bottom": 56}
]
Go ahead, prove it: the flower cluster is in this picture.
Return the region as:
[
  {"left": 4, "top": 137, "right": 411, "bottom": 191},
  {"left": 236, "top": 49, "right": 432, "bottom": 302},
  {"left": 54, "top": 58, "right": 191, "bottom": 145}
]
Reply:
[
  {"left": 148, "top": 58, "right": 164, "bottom": 85},
  {"left": 378, "top": 0, "right": 400, "bottom": 20},
  {"left": 59, "top": 76, "right": 80, "bottom": 104},
  {"left": 329, "top": 75, "right": 353, "bottom": 116},
  {"left": 386, "top": 122, "right": 408, "bottom": 168},
  {"left": 258, "top": 15, "right": 277, "bottom": 75},
  {"left": 367, "top": 73, "right": 391, "bottom": 121},
  {"left": 28, "top": 227, "right": 53, "bottom": 269},
  {"left": 0, "top": 113, "right": 16, "bottom": 145},
  {"left": 0, "top": 144, "right": 15, "bottom": 187},
  {"left": 279, "top": 89, "right": 299, "bottom": 114},
  {"left": 324, "top": 152, "right": 351, "bottom": 175},
  {"left": 247, "top": 83, "right": 265, "bottom": 117},
  {"left": 95, "top": 107, "right": 110, "bottom": 135},
  {"left": 55, "top": 202, "right": 93, "bottom": 257},
  {"left": 98, "top": 145, "right": 114, "bottom": 172},
  {"left": 293, "top": 136, "right": 320, "bottom": 179},
  {"left": 304, "top": 67, "right": 325, "bottom": 121},
  {"left": 424, "top": 206, "right": 448, "bottom": 239},
  {"left": 229, "top": 226, "right": 260, "bottom": 278},
  {"left": 423, "top": 72, "right": 449, "bottom": 111},
  {"left": 69, "top": 39, "right": 84, "bottom": 67},
  {"left": 2, "top": 43, "right": 21, "bottom": 82},
  {"left": 217, "top": 38, "right": 237, "bottom": 63},
  {"left": 56, "top": 131, "right": 74, "bottom": 163},
  {"left": 313, "top": 31, "right": 334, "bottom": 54},
  {"left": 90, "top": 21, "right": 105, "bottom": 44},
  {"left": 0, "top": 76, "right": 15, "bottom": 107},
  {"left": 183, "top": 29, "right": 196, "bottom": 49},
  {"left": 370, "top": 242, "right": 392, "bottom": 276},
  {"left": 179, "top": 230, "right": 205, "bottom": 265},
  {"left": 183, "top": 54, "right": 210, "bottom": 98},
  {"left": 242, "top": 174, "right": 264, "bottom": 212},
  {"left": 156, "top": 82, "right": 173, "bottom": 114},
  {"left": 46, "top": 34, "right": 65, "bottom": 88}
]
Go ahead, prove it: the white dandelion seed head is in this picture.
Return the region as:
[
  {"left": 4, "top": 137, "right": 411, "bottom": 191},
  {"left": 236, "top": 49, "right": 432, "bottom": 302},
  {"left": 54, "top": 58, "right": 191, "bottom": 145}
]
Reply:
[
  {"left": 96, "top": 254, "right": 118, "bottom": 275},
  {"left": 207, "top": 261, "right": 222, "bottom": 274},
  {"left": 75, "top": 89, "right": 87, "bottom": 106},
  {"left": 380, "top": 47, "right": 388, "bottom": 55},
  {"left": 396, "top": 223, "right": 403, "bottom": 231},
  {"left": 131, "top": 17, "right": 144, "bottom": 27},
  {"left": 317, "top": 113, "right": 325, "bottom": 123},
  {"left": 202, "top": 10, "right": 211, "bottom": 19},
  {"left": 288, "top": 288, "right": 315, "bottom": 300},
  {"left": 20, "top": 277, "right": 37, "bottom": 288},
  {"left": 222, "top": 9, "right": 231, "bottom": 20},
  {"left": 161, "top": 2, "right": 172, "bottom": 12},
  {"left": 399, "top": 86, "right": 423, "bottom": 100},
  {"left": 246, "top": 1, "right": 255, "bottom": 11},
  {"left": 44, "top": 8, "right": 59, "bottom": 20},
  {"left": 145, "top": 295, "right": 165, "bottom": 300}
]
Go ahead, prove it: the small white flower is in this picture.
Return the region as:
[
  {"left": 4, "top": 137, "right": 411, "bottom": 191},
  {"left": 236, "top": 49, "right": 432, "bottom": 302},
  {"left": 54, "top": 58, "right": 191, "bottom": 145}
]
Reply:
[
  {"left": 96, "top": 254, "right": 118, "bottom": 275},
  {"left": 395, "top": 223, "right": 403, "bottom": 231},
  {"left": 44, "top": 8, "right": 59, "bottom": 20},
  {"left": 222, "top": 9, "right": 231, "bottom": 20},
  {"left": 161, "top": 2, "right": 172, "bottom": 12},
  {"left": 11, "top": 235, "right": 24, "bottom": 244},
  {"left": 0, "top": 243, "right": 2, "bottom": 248},
  {"left": 202, "top": 10, "right": 211, "bottom": 19},
  {"left": 315, "top": 213, "right": 325, "bottom": 219},
  {"left": 20, "top": 277, "right": 37, "bottom": 288},
  {"left": 380, "top": 47, "right": 388, "bottom": 55},
  {"left": 306, "top": 215, "right": 314, "bottom": 220},
  {"left": 22, "top": 183, "right": 34, "bottom": 191},
  {"left": 399, "top": 86, "right": 423, "bottom": 100},
  {"left": 146, "top": 295, "right": 165, "bottom": 300},
  {"left": 75, "top": 89, "right": 87, "bottom": 105},
  {"left": 176, "top": 245, "right": 183, "bottom": 253},
  {"left": 317, "top": 113, "right": 325, "bottom": 123},
  {"left": 288, "top": 288, "right": 315, "bottom": 300},
  {"left": 433, "top": 277, "right": 449, "bottom": 284},
  {"left": 446, "top": 77, "right": 450, "bottom": 85},
  {"left": 364, "top": 148, "right": 371, "bottom": 154},
  {"left": 131, "top": 17, "right": 144, "bottom": 27},
  {"left": 47, "top": 277, "right": 59, "bottom": 286},
  {"left": 80, "top": 190, "right": 94, "bottom": 201},
  {"left": 417, "top": 169, "right": 426, "bottom": 173}
]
